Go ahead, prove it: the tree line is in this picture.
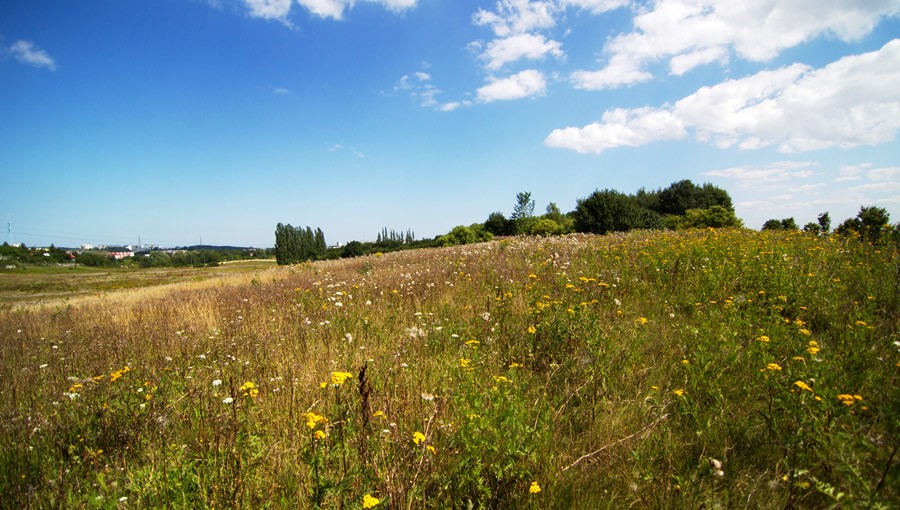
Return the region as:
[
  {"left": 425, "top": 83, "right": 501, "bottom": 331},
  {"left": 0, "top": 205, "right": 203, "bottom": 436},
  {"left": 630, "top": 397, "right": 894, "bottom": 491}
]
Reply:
[{"left": 274, "top": 179, "right": 898, "bottom": 264}]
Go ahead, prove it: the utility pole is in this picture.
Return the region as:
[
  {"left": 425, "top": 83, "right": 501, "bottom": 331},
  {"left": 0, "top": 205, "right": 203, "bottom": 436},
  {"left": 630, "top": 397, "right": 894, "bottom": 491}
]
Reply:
[{"left": 6, "top": 217, "right": 11, "bottom": 245}]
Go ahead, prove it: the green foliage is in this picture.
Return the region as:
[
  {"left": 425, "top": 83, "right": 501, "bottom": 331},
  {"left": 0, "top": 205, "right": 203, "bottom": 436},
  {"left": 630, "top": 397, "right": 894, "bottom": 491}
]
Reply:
[
  {"left": 655, "top": 180, "right": 733, "bottom": 216},
  {"left": 836, "top": 206, "right": 893, "bottom": 243},
  {"left": 274, "top": 223, "right": 327, "bottom": 265},
  {"left": 572, "top": 189, "right": 663, "bottom": 234},
  {"left": 510, "top": 192, "right": 535, "bottom": 223},
  {"left": 524, "top": 218, "right": 561, "bottom": 236},
  {"left": 763, "top": 218, "right": 799, "bottom": 231},
  {"left": 679, "top": 205, "right": 744, "bottom": 229},
  {"left": 484, "top": 212, "right": 515, "bottom": 236},
  {"left": 437, "top": 225, "right": 493, "bottom": 246}
]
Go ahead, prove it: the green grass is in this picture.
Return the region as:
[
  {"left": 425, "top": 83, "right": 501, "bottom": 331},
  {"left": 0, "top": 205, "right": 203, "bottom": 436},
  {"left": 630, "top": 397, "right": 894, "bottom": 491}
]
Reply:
[{"left": 0, "top": 230, "right": 897, "bottom": 508}]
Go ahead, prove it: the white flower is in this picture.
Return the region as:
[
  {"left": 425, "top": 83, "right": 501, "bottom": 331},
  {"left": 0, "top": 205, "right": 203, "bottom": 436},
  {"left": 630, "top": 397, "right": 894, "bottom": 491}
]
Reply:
[
  {"left": 345, "top": 333, "right": 353, "bottom": 342},
  {"left": 212, "top": 379, "right": 222, "bottom": 387},
  {"left": 39, "top": 364, "right": 48, "bottom": 369},
  {"left": 222, "top": 397, "right": 234, "bottom": 405}
]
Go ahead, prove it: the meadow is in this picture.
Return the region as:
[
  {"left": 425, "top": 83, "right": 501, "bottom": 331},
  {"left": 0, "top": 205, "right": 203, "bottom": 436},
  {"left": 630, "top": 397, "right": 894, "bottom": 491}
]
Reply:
[{"left": 0, "top": 229, "right": 897, "bottom": 508}]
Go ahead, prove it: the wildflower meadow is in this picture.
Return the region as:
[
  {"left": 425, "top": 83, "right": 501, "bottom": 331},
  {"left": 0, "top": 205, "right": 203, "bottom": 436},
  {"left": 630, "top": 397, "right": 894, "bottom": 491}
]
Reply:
[{"left": 0, "top": 229, "right": 897, "bottom": 508}]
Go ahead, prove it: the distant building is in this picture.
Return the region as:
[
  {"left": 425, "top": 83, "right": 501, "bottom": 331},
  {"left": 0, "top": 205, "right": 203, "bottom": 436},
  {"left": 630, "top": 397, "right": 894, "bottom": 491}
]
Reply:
[{"left": 81, "top": 244, "right": 93, "bottom": 250}]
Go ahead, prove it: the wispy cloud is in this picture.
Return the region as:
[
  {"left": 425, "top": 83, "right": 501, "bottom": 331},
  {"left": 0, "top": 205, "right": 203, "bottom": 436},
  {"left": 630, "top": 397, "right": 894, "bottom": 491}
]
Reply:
[
  {"left": 244, "top": 0, "right": 420, "bottom": 22},
  {"left": 395, "top": 70, "right": 471, "bottom": 111},
  {"left": 547, "top": 40, "right": 900, "bottom": 154},
  {"left": 8, "top": 40, "right": 56, "bottom": 70}
]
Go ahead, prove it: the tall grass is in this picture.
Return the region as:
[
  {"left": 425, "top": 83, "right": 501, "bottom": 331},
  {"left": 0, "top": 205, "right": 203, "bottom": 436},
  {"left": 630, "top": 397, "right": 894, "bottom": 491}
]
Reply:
[{"left": 1, "top": 229, "right": 897, "bottom": 508}]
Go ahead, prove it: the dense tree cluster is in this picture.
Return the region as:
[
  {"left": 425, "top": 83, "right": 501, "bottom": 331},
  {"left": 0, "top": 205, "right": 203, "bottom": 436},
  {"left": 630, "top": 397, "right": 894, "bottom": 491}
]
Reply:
[
  {"left": 484, "top": 180, "right": 740, "bottom": 239},
  {"left": 274, "top": 224, "right": 326, "bottom": 265}
]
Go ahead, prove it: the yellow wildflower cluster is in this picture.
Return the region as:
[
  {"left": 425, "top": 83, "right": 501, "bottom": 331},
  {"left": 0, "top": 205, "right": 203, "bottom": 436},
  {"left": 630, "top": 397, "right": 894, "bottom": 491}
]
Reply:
[
  {"left": 362, "top": 494, "right": 381, "bottom": 508},
  {"left": 330, "top": 371, "right": 353, "bottom": 386},
  {"left": 305, "top": 412, "right": 327, "bottom": 429},
  {"left": 807, "top": 340, "right": 820, "bottom": 355},
  {"left": 109, "top": 365, "right": 130, "bottom": 382},
  {"left": 756, "top": 335, "right": 770, "bottom": 343},
  {"left": 240, "top": 381, "right": 259, "bottom": 398},
  {"left": 458, "top": 358, "right": 470, "bottom": 368},
  {"left": 766, "top": 363, "right": 782, "bottom": 371},
  {"left": 793, "top": 380, "right": 813, "bottom": 392},
  {"left": 837, "top": 394, "right": 863, "bottom": 406},
  {"left": 412, "top": 431, "right": 426, "bottom": 445},
  {"left": 529, "top": 481, "right": 542, "bottom": 494}
]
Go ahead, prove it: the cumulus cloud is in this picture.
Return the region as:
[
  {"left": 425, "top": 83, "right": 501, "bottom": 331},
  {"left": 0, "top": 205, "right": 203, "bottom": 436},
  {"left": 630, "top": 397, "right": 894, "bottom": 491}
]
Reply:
[
  {"left": 8, "top": 40, "right": 56, "bottom": 70},
  {"left": 572, "top": 0, "right": 900, "bottom": 89},
  {"left": 482, "top": 33, "right": 564, "bottom": 70},
  {"left": 547, "top": 40, "right": 900, "bottom": 154},
  {"left": 477, "top": 69, "right": 547, "bottom": 102}
]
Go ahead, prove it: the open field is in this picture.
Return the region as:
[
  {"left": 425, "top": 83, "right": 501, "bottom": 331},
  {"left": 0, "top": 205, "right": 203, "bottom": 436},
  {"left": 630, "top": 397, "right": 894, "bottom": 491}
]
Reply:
[
  {"left": 1, "top": 230, "right": 897, "bottom": 508},
  {"left": 0, "top": 260, "right": 278, "bottom": 309}
]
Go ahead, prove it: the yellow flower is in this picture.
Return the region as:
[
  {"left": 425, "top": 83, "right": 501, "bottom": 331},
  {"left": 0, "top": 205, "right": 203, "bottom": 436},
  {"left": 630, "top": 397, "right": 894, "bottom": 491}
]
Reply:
[
  {"left": 240, "top": 381, "right": 259, "bottom": 398},
  {"left": 529, "top": 481, "right": 541, "bottom": 494},
  {"left": 426, "top": 445, "right": 436, "bottom": 454},
  {"left": 681, "top": 359, "right": 689, "bottom": 365},
  {"left": 493, "top": 375, "right": 510, "bottom": 383},
  {"left": 636, "top": 317, "right": 649, "bottom": 324},
  {"left": 319, "top": 381, "right": 328, "bottom": 389},
  {"left": 756, "top": 335, "right": 770, "bottom": 343},
  {"left": 413, "top": 431, "right": 426, "bottom": 445},
  {"left": 527, "top": 325, "right": 536, "bottom": 334},
  {"left": 314, "top": 430, "right": 327, "bottom": 440},
  {"left": 331, "top": 371, "right": 353, "bottom": 386},
  {"left": 305, "top": 412, "right": 327, "bottom": 429},
  {"left": 766, "top": 363, "right": 782, "bottom": 371},
  {"left": 799, "top": 329, "right": 811, "bottom": 336},
  {"left": 465, "top": 339, "right": 480, "bottom": 347},
  {"left": 373, "top": 410, "right": 385, "bottom": 418},
  {"left": 672, "top": 389, "right": 685, "bottom": 397},
  {"left": 362, "top": 494, "right": 381, "bottom": 508},
  {"left": 458, "top": 358, "right": 470, "bottom": 368},
  {"left": 793, "top": 380, "right": 813, "bottom": 392}
]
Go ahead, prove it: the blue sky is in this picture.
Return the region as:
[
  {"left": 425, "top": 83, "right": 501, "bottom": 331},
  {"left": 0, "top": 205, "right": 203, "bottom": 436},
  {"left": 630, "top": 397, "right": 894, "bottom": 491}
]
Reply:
[{"left": 2, "top": 0, "right": 899, "bottom": 248}]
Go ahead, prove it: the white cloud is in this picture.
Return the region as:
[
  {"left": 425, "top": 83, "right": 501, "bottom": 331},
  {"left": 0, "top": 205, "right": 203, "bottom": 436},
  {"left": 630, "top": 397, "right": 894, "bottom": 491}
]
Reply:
[
  {"left": 296, "top": 0, "right": 350, "bottom": 20},
  {"left": 245, "top": 0, "right": 418, "bottom": 21},
  {"left": 558, "top": 0, "right": 628, "bottom": 14},
  {"left": 477, "top": 69, "right": 547, "bottom": 102},
  {"left": 573, "top": 0, "right": 900, "bottom": 89},
  {"left": 474, "top": 0, "right": 558, "bottom": 37},
  {"left": 482, "top": 33, "right": 564, "bottom": 70},
  {"left": 545, "top": 107, "right": 686, "bottom": 153},
  {"left": 271, "top": 87, "right": 291, "bottom": 94},
  {"left": 244, "top": 0, "right": 294, "bottom": 20},
  {"left": 547, "top": 40, "right": 900, "bottom": 154},
  {"left": 869, "top": 167, "right": 900, "bottom": 181},
  {"left": 8, "top": 40, "right": 56, "bottom": 70},
  {"left": 836, "top": 163, "right": 871, "bottom": 182},
  {"left": 703, "top": 161, "right": 817, "bottom": 190}
]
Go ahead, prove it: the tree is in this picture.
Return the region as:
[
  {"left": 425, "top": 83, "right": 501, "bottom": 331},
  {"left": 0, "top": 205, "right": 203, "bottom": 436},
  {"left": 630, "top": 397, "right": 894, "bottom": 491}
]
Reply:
[
  {"left": 511, "top": 191, "right": 535, "bottom": 224},
  {"left": 680, "top": 206, "right": 743, "bottom": 229},
  {"left": 656, "top": 180, "right": 734, "bottom": 216},
  {"left": 817, "top": 212, "right": 831, "bottom": 234},
  {"left": 762, "top": 219, "right": 783, "bottom": 231},
  {"left": 484, "top": 212, "right": 515, "bottom": 236},
  {"left": 436, "top": 225, "right": 493, "bottom": 247},
  {"left": 572, "top": 189, "right": 663, "bottom": 235},
  {"left": 525, "top": 218, "right": 561, "bottom": 236},
  {"left": 341, "top": 241, "right": 365, "bottom": 258}
]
